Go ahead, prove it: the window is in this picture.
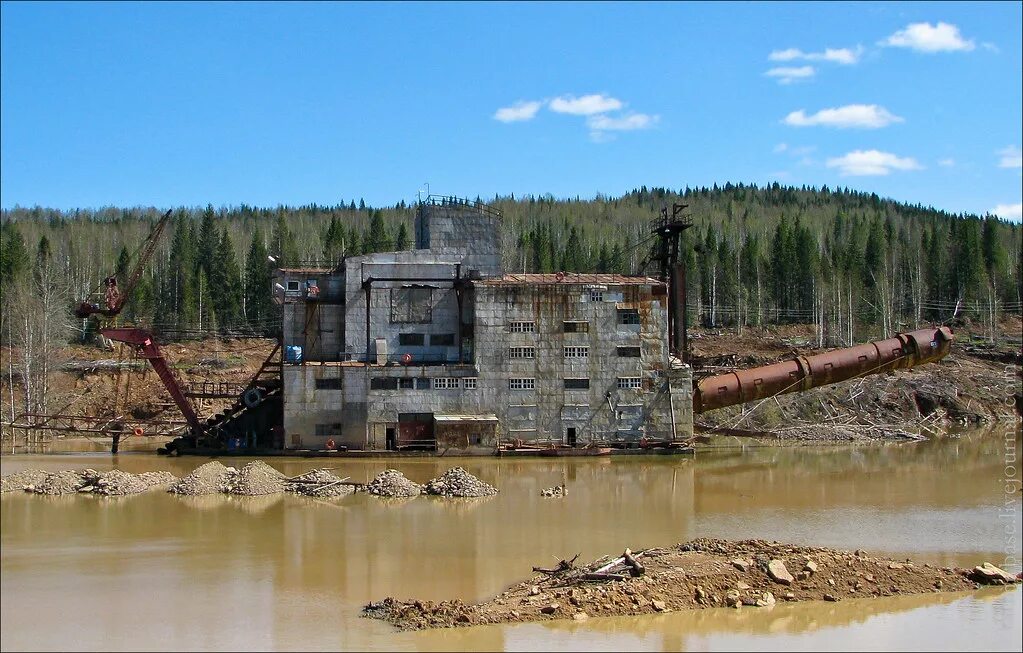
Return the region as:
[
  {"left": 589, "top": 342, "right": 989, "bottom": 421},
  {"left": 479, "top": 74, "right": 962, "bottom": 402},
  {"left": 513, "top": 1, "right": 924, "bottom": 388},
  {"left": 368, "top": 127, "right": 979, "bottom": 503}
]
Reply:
[
  {"left": 509, "top": 346, "right": 535, "bottom": 359},
  {"left": 509, "top": 378, "right": 535, "bottom": 390},
  {"left": 616, "top": 346, "right": 641, "bottom": 358},
  {"left": 370, "top": 377, "right": 398, "bottom": 390},
  {"left": 399, "top": 333, "right": 425, "bottom": 346},
  {"left": 463, "top": 377, "right": 477, "bottom": 389},
  {"left": 315, "top": 377, "right": 343, "bottom": 390},
  {"left": 589, "top": 289, "right": 604, "bottom": 302},
  {"left": 564, "top": 346, "right": 589, "bottom": 359},
  {"left": 510, "top": 321, "right": 536, "bottom": 333},
  {"left": 617, "top": 377, "right": 642, "bottom": 390},
  {"left": 415, "top": 377, "right": 431, "bottom": 390},
  {"left": 398, "top": 378, "right": 415, "bottom": 389},
  {"left": 315, "top": 423, "right": 342, "bottom": 436},
  {"left": 432, "top": 378, "right": 459, "bottom": 389},
  {"left": 429, "top": 333, "right": 455, "bottom": 346},
  {"left": 564, "top": 378, "right": 590, "bottom": 390},
  {"left": 286, "top": 280, "right": 300, "bottom": 291},
  {"left": 617, "top": 309, "right": 641, "bottom": 325},
  {"left": 563, "top": 321, "right": 589, "bottom": 333},
  {"left": 390, "top": 287, "right": 433, "bottom": 323}
]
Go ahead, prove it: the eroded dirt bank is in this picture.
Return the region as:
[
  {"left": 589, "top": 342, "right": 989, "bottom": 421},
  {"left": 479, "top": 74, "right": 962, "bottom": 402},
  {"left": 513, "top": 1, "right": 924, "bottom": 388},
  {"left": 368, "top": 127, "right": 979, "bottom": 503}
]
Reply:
[{"left": 363, "top": 538, "right": 1021, "bottom": 630}]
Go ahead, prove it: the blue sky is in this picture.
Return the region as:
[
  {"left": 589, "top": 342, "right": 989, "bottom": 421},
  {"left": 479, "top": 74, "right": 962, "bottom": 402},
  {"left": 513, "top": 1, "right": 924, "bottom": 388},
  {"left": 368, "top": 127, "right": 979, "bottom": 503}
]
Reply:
[{"left": 1, "top": 1, "right": 1020, "bottom": 220}]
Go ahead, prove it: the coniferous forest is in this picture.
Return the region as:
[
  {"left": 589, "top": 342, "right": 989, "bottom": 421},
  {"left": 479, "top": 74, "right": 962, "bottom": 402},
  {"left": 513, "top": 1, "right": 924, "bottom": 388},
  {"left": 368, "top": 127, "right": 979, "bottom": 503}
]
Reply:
[{"left": 1, "top": 183, "right": 1020, "bottom": 349}]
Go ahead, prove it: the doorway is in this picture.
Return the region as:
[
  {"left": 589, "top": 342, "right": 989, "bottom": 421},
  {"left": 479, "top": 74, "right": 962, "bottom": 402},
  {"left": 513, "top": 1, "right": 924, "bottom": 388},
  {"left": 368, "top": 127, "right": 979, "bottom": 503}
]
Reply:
[
  {"left": 566, "top": 427, "right": 577, "bottom": 448},
  {"left": 385, "top": 427, "right": 396, "bottom": 451}
]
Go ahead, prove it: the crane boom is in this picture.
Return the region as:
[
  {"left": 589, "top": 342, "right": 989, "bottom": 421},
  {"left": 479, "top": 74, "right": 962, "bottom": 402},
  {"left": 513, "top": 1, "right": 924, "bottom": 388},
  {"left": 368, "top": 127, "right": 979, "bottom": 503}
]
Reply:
[{"left": 74, "top": 209, "right": 173, "bottom": 319}]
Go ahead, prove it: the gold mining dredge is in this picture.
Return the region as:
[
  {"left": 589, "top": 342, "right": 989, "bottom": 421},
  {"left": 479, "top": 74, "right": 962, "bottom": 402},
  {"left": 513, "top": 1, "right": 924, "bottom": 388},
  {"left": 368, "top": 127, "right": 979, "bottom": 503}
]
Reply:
[{"left": 75, "top": 199, "right": 953, "bottom": 456}]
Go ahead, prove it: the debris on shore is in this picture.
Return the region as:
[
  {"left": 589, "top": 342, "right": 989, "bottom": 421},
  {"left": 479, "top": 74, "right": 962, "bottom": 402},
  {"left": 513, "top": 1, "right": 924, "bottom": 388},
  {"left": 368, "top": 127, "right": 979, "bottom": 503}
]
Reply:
[
  {"left": 285, "top": 468, "right": 356, "bottom": 498},
  {"left": 424, "top": 467, "right": 497, "bottom": 498},
  {"left": 169, "top": 461, "right": 234, "bottom": 496},
  {"left": 366, "top": 469, "right": 424, "bottom": 498},
  {"left": 540, "top": 484, "right": 567, "bottom": 498},
  {"left": 223, "top": 460, "right": 287, "bottom": 496},
  {"left": 1, "top": 469, "right": 50, "bottom": 493},
  {"left": 363, "top": 538, "right": 1021, "bottom": 630}
]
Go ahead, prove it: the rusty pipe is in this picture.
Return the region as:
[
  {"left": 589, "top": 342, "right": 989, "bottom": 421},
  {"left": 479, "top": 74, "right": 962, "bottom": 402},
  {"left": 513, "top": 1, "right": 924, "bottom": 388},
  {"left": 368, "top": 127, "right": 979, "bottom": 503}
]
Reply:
[{"left": 693, "top": 327, "right": 954, "bottom": 414}]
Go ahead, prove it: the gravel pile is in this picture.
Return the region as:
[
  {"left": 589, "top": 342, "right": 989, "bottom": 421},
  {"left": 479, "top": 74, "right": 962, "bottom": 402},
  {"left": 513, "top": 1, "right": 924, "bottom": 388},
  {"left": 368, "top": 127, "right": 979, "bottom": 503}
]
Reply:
[
  {"left": 169, "top": 461, "right": 236, "bottom": 496},
  {"left": 539, "top": 484, "right": 566, "bottom": 498},
  {"left": 286, "top": 469, "right": 356, "bottom": 498},
  {"left": 366, "top": 469, "right": 423, "bottom": 498},
  {"left": 78, "top": 469, "right": 179, "bottom": 496},
  {"left": 1, "top": 469, "right": 49, "bottom": 493},
  {"left": 224, "top": 461, "right": 287, "bottom": 496},
  {"left": 424, "top": 467, "right": 498, "bottom": 498},
  {"left": 29, "top": 469, "right": 87, "bottom": 495}
]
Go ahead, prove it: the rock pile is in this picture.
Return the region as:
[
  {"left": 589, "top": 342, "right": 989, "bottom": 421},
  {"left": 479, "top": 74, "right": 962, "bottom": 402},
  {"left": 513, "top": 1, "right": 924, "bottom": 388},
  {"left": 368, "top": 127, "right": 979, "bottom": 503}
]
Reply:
[
  {"left": 367, "top": 469, "right": 423, "bottom": 497},
  {"left": 286, "top": 469, "right": 355, "bottom": 498},
  {"left": 1, "top": 469, "right": 49, "bottom": 493},
  {"left": 224, "top": 461, "right": 286, "bottom": 496},
  {"left": 25, "top": 469, "right": 87, "bottom": 495},
  {"left": 424, "top": 467, "right": 498, "bottom": 498},
  {"left": 169, "top": 461, "right": 235, "bottom": 496},
  {"left": 539, "top": 484, "right": 566, "bottom": 498},
  {"left": 79, "top": 469, "right": 178, "bottom": 496}
]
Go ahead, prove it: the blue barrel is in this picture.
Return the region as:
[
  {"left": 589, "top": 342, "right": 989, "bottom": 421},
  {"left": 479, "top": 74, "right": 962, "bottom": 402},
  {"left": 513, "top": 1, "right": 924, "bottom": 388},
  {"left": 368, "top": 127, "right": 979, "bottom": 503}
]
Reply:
[{"left": 285, "top": 345, "right": 303, "bottom": 363}]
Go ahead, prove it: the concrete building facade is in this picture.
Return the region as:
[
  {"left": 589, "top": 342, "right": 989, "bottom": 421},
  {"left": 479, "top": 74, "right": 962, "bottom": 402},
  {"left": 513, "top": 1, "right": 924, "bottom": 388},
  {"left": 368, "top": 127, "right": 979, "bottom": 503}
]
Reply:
[{"left": 274, "top": 196, "right": 693, "bottom": 453}]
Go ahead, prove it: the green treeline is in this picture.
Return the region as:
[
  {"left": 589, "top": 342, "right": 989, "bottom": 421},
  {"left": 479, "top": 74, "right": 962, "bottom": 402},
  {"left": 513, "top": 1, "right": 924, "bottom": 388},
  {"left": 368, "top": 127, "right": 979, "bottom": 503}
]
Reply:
[{"left": 1, "top": 183, "right": 1020, "bottom": 344}]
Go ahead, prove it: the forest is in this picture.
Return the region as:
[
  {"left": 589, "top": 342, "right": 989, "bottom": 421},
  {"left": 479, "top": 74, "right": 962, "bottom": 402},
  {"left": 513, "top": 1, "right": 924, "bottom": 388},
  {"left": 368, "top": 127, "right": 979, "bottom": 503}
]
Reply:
[{"left": 1, "top": 182, "right": 1020, "bottom": 352}]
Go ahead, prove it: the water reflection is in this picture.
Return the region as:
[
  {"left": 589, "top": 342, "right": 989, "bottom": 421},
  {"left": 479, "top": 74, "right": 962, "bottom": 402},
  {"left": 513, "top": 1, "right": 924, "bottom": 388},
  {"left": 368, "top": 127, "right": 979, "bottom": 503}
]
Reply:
[{"left": 1, "top": 428, "right": 1020, "bottom": 651}]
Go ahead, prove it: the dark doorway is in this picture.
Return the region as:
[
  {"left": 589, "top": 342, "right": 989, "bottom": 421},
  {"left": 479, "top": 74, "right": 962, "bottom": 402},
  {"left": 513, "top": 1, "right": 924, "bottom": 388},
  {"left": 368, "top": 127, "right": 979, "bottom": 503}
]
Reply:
[
  {"left": 566, "top": 427, "right": 577, "bottom": 447},
  {"left": 385, "top": 427, "right": 397, "bottom": 451}
]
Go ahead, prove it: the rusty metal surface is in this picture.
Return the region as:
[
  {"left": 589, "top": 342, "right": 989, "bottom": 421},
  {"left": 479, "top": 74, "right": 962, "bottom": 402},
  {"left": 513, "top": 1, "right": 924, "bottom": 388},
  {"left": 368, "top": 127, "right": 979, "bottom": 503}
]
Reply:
[
  {"left": 477, "top": 273, "right": 663, "bottom": 286},
  {"left": 694, "top": 327, "right": 954, "bottom": 414}
]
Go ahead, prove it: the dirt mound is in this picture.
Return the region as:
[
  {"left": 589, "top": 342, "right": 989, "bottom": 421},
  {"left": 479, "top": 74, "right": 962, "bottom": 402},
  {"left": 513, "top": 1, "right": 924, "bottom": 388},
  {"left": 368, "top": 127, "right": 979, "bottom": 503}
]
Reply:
[
  {"left": 424, "top": 467, "right": 498, "bottom": 497},
  {"left": 169, "top": 461, "right": 234, "bottom": 496},
  {"left": 1, "top": 469, "right": 49, "bottom": 493},
  {"left": 80, "top": 469, "right": 178, "bottom": 496},
  {"left": 364, "top": 537, "right": 1015, "bottom": 631},
  {"left": 286, "top": 469, "right": 356, "bottom": 498},
  {"left": 367, "top": 469, "right": 423, "bottom": 498},
  {"left": 29, "top": 470, "right": 88, "bottom": 495},
  {"left": 224, "top": 461, "right": 286, "bottom": 496}
]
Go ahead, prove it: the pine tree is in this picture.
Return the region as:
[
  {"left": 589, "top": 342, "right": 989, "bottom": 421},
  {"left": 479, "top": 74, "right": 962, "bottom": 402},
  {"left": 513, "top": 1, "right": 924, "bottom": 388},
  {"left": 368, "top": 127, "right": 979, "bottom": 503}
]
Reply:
[
  {"left": 364, "top": 211, "right": 390, "bottom": 252},
  {"left": 562, "top": 226, "right": 584, "bottom": 271},
  {"left": 211, "top": 228, "right": 244, "bottom": 329},
  {"left": 245, "top": 228, "right": 274, "bottom": 332},
  {"left": 322, "top": 216, "right": 345, "bottom": 266},
  {"left": 196, "top": 204, "right": 218, "bottom": 277},
  {"left": 0, "top": 220, "right": 30, "bottom": 290},
  {"left": 270, "top": 211, "right": 299, "bottom": 264},
  {"left": 394, "top": 222, "right": 411, "bottom": 251}
]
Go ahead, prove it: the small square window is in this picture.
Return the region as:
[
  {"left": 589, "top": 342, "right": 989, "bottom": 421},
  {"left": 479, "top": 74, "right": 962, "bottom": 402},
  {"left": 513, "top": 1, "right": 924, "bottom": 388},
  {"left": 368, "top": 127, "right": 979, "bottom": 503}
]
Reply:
[
  {"left": 564, "top": 346, "right": 589, "bottom": 359},
  {"left": 564, "top": 378, "right": 590, "bottom": 390},
  {"left": 616, "top": 346, "right": 641, "bottom": 358},
  {"left": 563, "top": 321, "right": 589, "bottom": 333},
  {"left": 589, "top": 289, "right": 604, "bottom": 302},
  {"left": 399, "top": 333, "right": 425, "bottom": 346},
  {"left": 398, "top": 378, "right": 415, "bottom": 389},
  {"left": 617, "top": 309, "right": 641, "bottom": 325},
  {"left": 286, "top": 280, "right": 300, "bottom": 291},
  {"left": 510, "top": 321, "right": 536, "bottom": 333},
  {"left": 509, "top": 378, "right": 535, "bottom": 390},
  {"left": 463, "top": 377, "right": 477, "bottom": 389},
  {"left": 509, "top": 346, "right": 535, "bottom": 359},
  {"left": 617, "top": 377, "right": 642, "bottom": 390}
]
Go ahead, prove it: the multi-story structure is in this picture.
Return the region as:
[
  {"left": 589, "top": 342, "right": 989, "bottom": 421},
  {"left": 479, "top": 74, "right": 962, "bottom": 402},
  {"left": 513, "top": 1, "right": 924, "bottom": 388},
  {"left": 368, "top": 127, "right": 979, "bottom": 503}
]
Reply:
[{"left": 275, "top": 196, "right": 693, "bottom": 453}]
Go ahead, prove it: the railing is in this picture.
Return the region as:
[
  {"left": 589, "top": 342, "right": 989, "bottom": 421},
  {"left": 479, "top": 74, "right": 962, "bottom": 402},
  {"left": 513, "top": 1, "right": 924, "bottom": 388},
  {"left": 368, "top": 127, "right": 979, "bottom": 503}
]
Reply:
[
  {"left": 287, "top": 351, "right": 473, "bottom": 365},
  {"left": 419, "top": 195, "right": 502, "bottom": 219}
]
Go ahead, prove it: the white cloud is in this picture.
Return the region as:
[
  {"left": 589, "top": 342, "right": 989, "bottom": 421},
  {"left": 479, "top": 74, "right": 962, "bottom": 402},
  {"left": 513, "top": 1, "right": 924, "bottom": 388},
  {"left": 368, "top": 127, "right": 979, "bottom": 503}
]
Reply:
[
  {"left": 586, "top": 113, "right": 659, "bottom": 131},
  {"left": 882, "top": 22, "right": 975, "bottom": 52},
  {"left": 773, "top": 143, "right": 789, "bottom": 153},
  {"left": 825, "top": 150, "right": 923, "bottom": 176},
  {"left": 991, "top": 203, "right": 1022, "bottom": 221},
  {"left": 938, "top": 158, "right": 955, "bottom": 167},
  {"left": 998, "top": 146, "right": 1022, "bottom": 169},
  {"left": 493, "top": 100, "right": 542, "bottom": 123},
  {"left": 784, "top": 104, "right": 903, "bottom": 129},
  {"left": 765, "top": 66, "right": 815, "bottom": 84},
  {"left": 769, "top": 46, "right": 863, "bottom": 65},
  {"left": 548, "top": 94, "right": 623, "bottom": 116}
]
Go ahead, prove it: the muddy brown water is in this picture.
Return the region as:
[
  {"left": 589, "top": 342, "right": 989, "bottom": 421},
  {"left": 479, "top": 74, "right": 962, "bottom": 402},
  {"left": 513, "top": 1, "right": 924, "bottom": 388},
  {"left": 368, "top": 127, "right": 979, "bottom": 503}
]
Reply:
[{"left": 2, "top": 428, "right": 1021, "bottom": 651}]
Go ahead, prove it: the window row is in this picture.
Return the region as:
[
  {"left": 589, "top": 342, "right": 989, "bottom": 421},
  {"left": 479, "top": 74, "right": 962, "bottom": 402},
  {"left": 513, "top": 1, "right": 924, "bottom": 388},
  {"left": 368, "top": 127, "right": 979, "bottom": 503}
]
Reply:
[
  {"left": 508, "top": 377, "right": 644, "bottom": 391},
  {"left": 370, "top": 377, "right": 477, "bottom": 390},
  {"left": 398, "top": 333, "right": 456, "bottom": 346},
  {"left": 507, "top": 345, "right": 638, "bottom": 359},
  {"left": 505, "top": 310, "right": 641, "bottom": 334}
]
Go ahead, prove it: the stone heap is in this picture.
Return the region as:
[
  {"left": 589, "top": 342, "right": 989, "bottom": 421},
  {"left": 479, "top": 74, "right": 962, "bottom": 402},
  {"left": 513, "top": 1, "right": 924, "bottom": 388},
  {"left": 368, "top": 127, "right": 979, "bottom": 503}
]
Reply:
[
  {"left": 424, "top": 467, "right": 498, "bottom": 498},
  {"left": 366, "top": 469, "right": 423, "bottom": 498}
]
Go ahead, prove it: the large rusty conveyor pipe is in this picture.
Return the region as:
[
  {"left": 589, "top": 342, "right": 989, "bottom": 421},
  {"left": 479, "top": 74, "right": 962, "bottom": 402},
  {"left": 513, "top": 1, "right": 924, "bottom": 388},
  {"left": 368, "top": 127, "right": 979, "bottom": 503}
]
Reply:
[{"left": 694, "top": 327, "right": 954, "bottom": 414}]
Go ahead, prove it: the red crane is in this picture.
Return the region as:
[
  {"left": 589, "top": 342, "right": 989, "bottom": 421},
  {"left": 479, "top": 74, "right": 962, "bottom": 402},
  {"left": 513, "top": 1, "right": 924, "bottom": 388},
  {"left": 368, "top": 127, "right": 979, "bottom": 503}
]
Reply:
[{"left": 74, "top": 209, "right": 202, "bottom": 436}]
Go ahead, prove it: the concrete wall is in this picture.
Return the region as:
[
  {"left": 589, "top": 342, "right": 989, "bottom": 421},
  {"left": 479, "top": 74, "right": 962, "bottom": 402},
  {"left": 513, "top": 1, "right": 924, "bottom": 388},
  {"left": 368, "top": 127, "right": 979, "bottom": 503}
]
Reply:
[{"left": 414, "top": 202, "right": 502, "bottom": 278}]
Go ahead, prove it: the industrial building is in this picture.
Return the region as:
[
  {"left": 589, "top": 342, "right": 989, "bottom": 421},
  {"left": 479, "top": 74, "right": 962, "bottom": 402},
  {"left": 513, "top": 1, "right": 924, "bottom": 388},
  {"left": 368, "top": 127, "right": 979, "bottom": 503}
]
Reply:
[{"left": 274, "top": 196, "right": 694, "bottom": 453}]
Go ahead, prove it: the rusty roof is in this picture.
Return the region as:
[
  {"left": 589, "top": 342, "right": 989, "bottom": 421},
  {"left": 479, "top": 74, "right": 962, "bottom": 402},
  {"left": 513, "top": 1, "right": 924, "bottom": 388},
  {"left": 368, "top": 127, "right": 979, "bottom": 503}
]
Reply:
[{"left": 475, "top": 273, "right": 664, "bottom": 286}]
